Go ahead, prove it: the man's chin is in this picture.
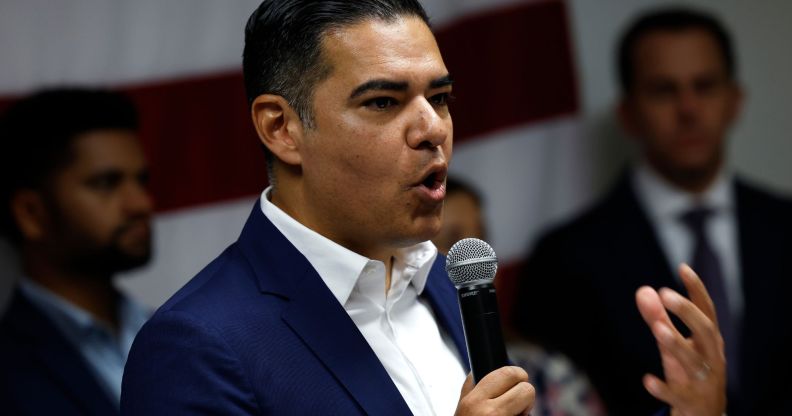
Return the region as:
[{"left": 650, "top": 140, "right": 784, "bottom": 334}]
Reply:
[
  {"left": 400, "top": 221, "right": 443, "bottom": 248},
  {"left": 113, "top": 253, "right": 152, "bottom": 274},
  {"left": 93, "top": 244, "right": 152, "bottom": 275}
]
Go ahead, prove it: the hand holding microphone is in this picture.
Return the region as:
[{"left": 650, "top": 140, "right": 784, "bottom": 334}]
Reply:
[{"left": 447, "top": 238, "right": 535, "bottom": 415}]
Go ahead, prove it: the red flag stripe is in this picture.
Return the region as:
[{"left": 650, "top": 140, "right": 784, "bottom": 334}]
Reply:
[{"left": 436, "top": 0, "right": 578, "bottom": 144}]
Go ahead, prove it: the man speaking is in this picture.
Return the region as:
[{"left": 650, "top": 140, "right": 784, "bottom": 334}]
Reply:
[
  {"left": 121, "top": 1, "right": 532, "bottom": 414},
  {"left": 121, "top": 1, "right": 725, "bottom": 414}
]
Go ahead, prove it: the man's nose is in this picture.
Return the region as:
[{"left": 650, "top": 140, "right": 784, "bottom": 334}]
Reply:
[
  {"left": 406, "top": 97, "right": 450, "bottom": 150},
  {"left": 124, "top": 181, "right": 154, "bottom": 216},
  {"left": 676, "top": 88, "right": 702, "bottom": 123}
]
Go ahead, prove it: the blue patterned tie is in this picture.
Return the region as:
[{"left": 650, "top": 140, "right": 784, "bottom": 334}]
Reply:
[{"left": 679, "top": 207, "right": 739, "bottom": 389}]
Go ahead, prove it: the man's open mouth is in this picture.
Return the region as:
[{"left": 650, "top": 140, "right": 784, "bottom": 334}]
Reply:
[{"left": 418, "top": 165, "right": 447, "bottom": 190}]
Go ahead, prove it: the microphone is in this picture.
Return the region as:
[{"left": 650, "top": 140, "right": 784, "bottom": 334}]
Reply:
[{"left": 446, "top": 238, "right": 509, "bottom": 383}]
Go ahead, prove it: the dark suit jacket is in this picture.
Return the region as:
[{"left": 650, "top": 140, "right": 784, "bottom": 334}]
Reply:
[
  {"left": 121, "top": 203, "right": 469, "bottom": 415},
  {"left": 0, "top": 289, "right": 118, "bottom": 416},
  {"left": 512, "top": 172, "right": 792, "bottom": 416}
]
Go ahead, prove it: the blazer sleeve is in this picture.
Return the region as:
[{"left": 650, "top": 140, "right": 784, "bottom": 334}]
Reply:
[{"left": 121, "top": 310, "right": 261, "bottom": 415}]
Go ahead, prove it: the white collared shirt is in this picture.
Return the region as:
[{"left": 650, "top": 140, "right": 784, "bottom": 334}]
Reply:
[
  {"left": 260, "top": 188, "right": 466, "bottom": 416},
  {"left": 632, "top": 162, "right": 743, "bottom": 319}
]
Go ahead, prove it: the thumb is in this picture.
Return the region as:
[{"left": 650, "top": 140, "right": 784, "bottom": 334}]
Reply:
[{"left": 459, "top": 373, "right": 474, "bottom": 397}]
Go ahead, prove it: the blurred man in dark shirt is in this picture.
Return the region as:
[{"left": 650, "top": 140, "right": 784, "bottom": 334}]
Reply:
[{"left": 0, "top": 88, "right": 153, "bottom": 415}]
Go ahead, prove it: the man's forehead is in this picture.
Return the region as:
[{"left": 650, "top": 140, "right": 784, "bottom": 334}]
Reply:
[
  {"left": 319, "top": 16, "right": 446, "bottom": 84},
  {"left": 633, "top": 29, "right": 728, "bottom": 75},
  {"left": 635, "top": 29, "right": 723, "bottom": 63},
  {"left": 68, "top": 130, "right": 144, "bottom": 169}
]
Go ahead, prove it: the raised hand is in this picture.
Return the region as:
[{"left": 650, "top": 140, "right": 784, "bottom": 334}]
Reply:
[{"left": 635, "top": 263, "right": 727, "bottom": 416}]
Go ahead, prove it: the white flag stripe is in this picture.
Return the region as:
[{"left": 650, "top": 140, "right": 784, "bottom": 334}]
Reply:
[{"left": 450, "top": 116, "right": 594, "bottom": 262}]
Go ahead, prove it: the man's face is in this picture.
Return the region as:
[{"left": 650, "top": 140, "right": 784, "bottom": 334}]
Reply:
[
  {"left": 620, "top": 28, "right": 741, "bottom": 185},
  {"left": 296, "top": 16, "right": 452, "bottom": 260},
  {"left": 46, "top": 130, "right": 153, "bottom": 275}
]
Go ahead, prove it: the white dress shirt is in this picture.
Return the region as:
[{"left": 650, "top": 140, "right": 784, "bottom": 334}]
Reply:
[
  {"left": 260, "top": 188, "right": 467, "bottom": 416},
  {"left": 632, "top": 162, "right": 743, "bottom": 319}
]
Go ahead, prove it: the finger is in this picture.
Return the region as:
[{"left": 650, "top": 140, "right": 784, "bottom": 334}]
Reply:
[
  {"left": 651, "top": 321, "right": 710, "bottom": 381},
  {"left": 643, "top": 373, "right": 677, "bottom": 405},
  {"left": 472, "top": 366, "right": 530, "bottom": 399},
  {"left": 657, "top": 340, "right": 691, "bottom": 384},
  {"left": 658, "top": 288, "right": 724, "bottom": 364},
  {"left": 636, "top": 286, "right": 673, "bottom": 329},
  {"left": 489, "top": 380, "right": 535, "bottom": 416},
  {"left": 678, "top": 263, "right": 718, "bottom": 325},
  {"left": 638, "top": 287, "right": 694, "bottom": 383}
]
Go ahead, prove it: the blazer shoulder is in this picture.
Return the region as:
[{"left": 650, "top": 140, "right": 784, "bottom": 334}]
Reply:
[
  {"left": 534, "top": 180, "right": 635, "bottom": 251},
  {"left": 157, "top": 243, "right": 252, "bottom": 314},
  {"left": 736, "top": 178, "right": 792, "bottom": 217}
]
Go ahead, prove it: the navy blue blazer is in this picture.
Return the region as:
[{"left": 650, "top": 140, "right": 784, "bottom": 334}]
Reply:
[
  {"left": 121, "top": 203, "right": 469, "bottom": 415},
  {"left": 0, "top": 289, "right": 118, "bottom": 416}
]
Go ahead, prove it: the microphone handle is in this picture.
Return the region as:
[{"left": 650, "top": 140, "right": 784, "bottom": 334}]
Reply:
[{"left": 457, "top": 282, "right": 509, "bottom": 383}]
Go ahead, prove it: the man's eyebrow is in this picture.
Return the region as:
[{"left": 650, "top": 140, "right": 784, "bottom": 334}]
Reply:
[
  {"left": 349, "top": 79, "right": 408, "bottom": 100},
  {"left": 348, "top": 74, "right": 454, "bottom": 100},
  {"left": 429, "top": 74, "right": 454, "bottom": 89}
]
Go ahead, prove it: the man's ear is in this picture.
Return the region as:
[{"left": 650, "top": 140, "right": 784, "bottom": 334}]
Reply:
[
  {"left": 251, "top": 94, "right": 304, "bottom": 166},
  {"left": 10, "top": 190, "right": 50, "bottom": 242},
  {"left": 725, "top": 83, "right": 745, "bottom": 126}
]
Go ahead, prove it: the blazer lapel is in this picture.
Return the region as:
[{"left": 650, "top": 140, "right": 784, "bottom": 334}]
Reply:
[
  {"left": 611, "top": 172, "right": 680, "bottom": 292},
  {"left": 236, "top": 204, "right": 412, "bottom": 415},
  {"left": 421, "top": 256, "right": 470, "bottom": 372},
  {"left": 282, "top": 277, "right": 412, "bottom": 415},
  {"left": 6, "top": 291, "right": 117, "bottom": 416}
]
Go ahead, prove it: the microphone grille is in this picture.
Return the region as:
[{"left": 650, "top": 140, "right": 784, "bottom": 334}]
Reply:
[{"left": 445, "top": 238, "right": 498, "bottom": 287}]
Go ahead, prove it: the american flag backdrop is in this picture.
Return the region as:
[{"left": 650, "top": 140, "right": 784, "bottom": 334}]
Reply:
[{"left": 1, "top": 0, "right": 791, "bottom": 315}]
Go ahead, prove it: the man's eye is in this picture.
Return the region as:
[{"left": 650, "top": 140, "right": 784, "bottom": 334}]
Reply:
[
  {"left": 86, "top": 174, "right": 122, "bottom": 191},
  {"left": 137, "top": 170, "right": 150, "bottom": 187},
  {"left": 430, "top": 92, "right": 453, "bottom": 107},
  {"left": 695, "top": 79, "right": 720, "bottom": 95},
  {"left": 644, "top": 82, "right": 677, "bottom": 100},
  {"left": 363, "top": 97, "right": 398, "bottom": 110}
]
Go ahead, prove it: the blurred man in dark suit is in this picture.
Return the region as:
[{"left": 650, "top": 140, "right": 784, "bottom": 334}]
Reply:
[
  {"left": 0, "top": 88, "right": 153, "bottom": 415},
  {"left": 514, "top": 7, "right": 792, "bottom": 415}
]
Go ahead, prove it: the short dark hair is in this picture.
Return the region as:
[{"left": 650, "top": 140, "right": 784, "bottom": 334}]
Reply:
[
  {"left": 0, "top": 88, "right": 139, "bottom": 245},
  {"left": 242, "top": 0, "right": 430, "bottom": 127},
  {"left": 617, "top": 7, "right": 736, "bottom": 93}
]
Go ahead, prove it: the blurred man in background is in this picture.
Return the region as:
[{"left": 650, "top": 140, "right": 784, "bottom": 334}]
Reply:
[
  {"left": 0, "top": 88, "right": 154, "bottom": 415},
  {"left": 431, "top": 177, "right": 486, "bottom": 255},
  {"left": 434, "top": 177, "right": 605, "bottom": 416},
  {"left": 514, "top": 7, "right": 792, "bottom": 415}
]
